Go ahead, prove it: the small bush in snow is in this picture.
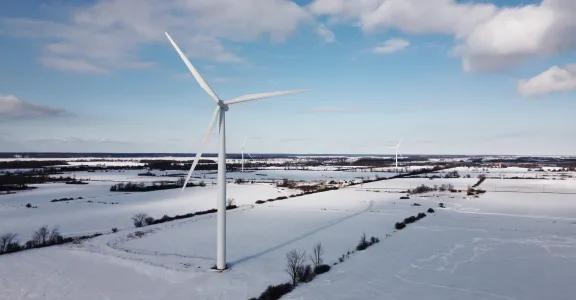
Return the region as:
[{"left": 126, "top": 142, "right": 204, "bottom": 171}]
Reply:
[
  {"left": 144, "top": 216, "right": 155, "bottom": 226},
  {"left": 356, "top": 233, "right": 379, "bottom": 251},
  {"left": 253, "top": 282, "right": 294, "bottom": 300},
  {"left": 111, "top": 228, "right": 118, "bottom": 233},
  {"left": 296, "top": 264, "right": 315, "bottom": 283},
  {"left": 395, "top": 222, "right": 406, "bottom": 230},
  {"left": 255, "top": 200, "right": 266, "bottom": 204},
  {"left": 438, "top": 203, "right": 445, "bottom": 208},
  {"left": 356, "top": 233, "right": 369, "bottom": 251},
  {"left": 313, "top": 264, "right": 331, "bottom": 275},
  {"left": 427, "top": 208, "right": 435, "bottom": 213},
  {"left": 416, "top": 212, "right": 427, "bottom": 219},
  {"left": 132, "top": 213, "right": 150, "bottom": 228},
  {"left": 403, "top": 216, "right": 417, "bottom": 224}
]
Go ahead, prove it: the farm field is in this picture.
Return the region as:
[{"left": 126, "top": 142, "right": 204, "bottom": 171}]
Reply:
[{"left": 1, "top": 163, "right": 575, "bottom": 299}]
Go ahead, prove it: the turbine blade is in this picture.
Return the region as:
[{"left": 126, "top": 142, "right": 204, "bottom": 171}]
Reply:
[
  {"left": 165, "top": 32, "right": 220, "bottom": 103},
  {"left": 224, "top": 89, "right": 305, "bottom": 105},
  {"left": 182, "top": 107, "right": 220, "bottom": 190}
]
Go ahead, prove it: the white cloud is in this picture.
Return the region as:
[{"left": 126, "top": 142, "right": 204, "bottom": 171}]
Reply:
[
  {"left": 1, "top": 0, "right": 312, "bottom": 73},
  {"left": 361, "top": 0, "right": 496, "bottom": 37},
  {"left": 372, "top": 38, "right": 410, "bottom": 54},
  {"left": 316, "top": 24, "right": 336, "bottom": 43},
  {"left": 4, "top": 0, "right": 576, "bottom": 78},
  {"left": 308, "top": 0, "right": 381, "bottom": 22},
  {"left": 518, "top": 64, "right": 576, "bottom": 96},
  {"left": 0, "top": 95, "right": 67, "bottom": 119},
  {"left": 458, "top": 0, "right": 576, "bottom": 71},
  {"left": 309, "top": 0, "right": 576, "bottom": 72}
]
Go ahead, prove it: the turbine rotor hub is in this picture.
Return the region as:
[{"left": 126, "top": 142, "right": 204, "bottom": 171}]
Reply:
[{"left": 217, "top": 101, "right": 229, "bottom": 111}]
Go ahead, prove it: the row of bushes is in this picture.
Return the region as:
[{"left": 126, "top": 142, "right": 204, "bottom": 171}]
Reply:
[
  {"left": 51, "top": 196, "right": 83, "bottom": 202},
  {"left": 356, "top": 233, "right": 380, "bottom": 251},
  {"left": 0, "top": 227, "right": 102, "bottom": 256},
  {"left": 395, "top": 209, "right": 433, "bottom": 230},
  {"left": 111, "top": 180, "right": 205, "bottom": 192},
  {"left": 409, "top": 183, "right": 462, "bottom": 194},
  {"left": 131, "top": 205, "right": 239, "bottom": 228}
]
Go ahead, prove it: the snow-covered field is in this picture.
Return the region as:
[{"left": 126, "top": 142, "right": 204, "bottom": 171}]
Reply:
[
  {"left": 0, "top": 181, "right": 296, "bottom": 240},
  {"left": 1, "top": 168, "right": 575, "bottom": 299}
]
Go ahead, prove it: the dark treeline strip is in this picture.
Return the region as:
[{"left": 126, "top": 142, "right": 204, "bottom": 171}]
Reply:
[
  {"left": 110, "top": 180, "right": 206, "bottom": 192},
  {"left": 0, "top": 174, "right": 84, "bottom": 192},
  {"left": 0, "top": 160, "right": 67, "bottom": 169}
]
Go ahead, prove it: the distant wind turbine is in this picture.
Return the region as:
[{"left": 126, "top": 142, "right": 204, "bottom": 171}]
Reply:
[
  {"left": 389, "top": 139, "right": 402, "bottom": 169},
  {"left": 165, "top": 32, "right": 304, "bottom": 270},
  {"left": 241, "top": 136, "right": 248, "bottom": 173}
]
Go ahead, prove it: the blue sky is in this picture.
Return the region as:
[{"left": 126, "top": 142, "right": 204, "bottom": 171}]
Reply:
[{"left": 0, "top": 0, "right": 574, "bottom": 155}]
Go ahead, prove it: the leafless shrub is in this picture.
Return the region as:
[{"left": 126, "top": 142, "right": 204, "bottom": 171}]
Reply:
[
  {"left": 32, "top": 226, "right": 50, "bottom": 245},
  {"left": 0, "top": 233, "right": 18, "bottom": 253},
  {"left": 285, "top": 249, "right": 306, "bottom": 286},
  {"left": 310, "top": 242, "right": 324, "bottom": 267},
  {"left": 48, "top": 227, "right": 63, "bottom": 243},
  {"left": 132, "top": 213, "right": 149, "bottom": 228}
]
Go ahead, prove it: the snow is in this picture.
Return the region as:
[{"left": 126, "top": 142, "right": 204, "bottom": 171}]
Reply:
[
  {"left": 1, "top": 169, "right": 575, "bottom": 299},
  {"left": 0, "top": 181, "right": 296, "bottom": 240}
]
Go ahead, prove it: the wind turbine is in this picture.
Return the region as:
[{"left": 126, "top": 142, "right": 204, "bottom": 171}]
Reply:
[
  {"left": 165, "top": 32, "right": 303, "bottom": 270},
  {"left": 241, "top": 136, "right": 248, "bottom": 173},
  {"left": 390, "top": 139, "right": 402, "bottom": 169}
]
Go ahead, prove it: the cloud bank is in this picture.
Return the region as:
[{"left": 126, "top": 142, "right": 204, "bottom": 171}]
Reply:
[
  {"left": 2, "top": 0, "right": 576, "bottom": 97},
  {"left": 0, "top": 95, "right": 67, "bottom": 120},
  {"left": 518, "top": 64, "right": 576, "bottom": 97},
  {"left": 1, "top": 0, "right": 315, "bottom": 73},
  {"left": 310, "top": 0, "right": 576, "bottom": 72}
]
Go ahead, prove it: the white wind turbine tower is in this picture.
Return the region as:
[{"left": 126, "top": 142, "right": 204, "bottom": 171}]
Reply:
[
  {"left": 391, "top": 139, "right": 402, "bottom": 169},
  {"left": 165, "top": 32, "right": 303, "bottom": 270},
  {"left": 241, "top": 136, "right": 248, "bottom": 173}
]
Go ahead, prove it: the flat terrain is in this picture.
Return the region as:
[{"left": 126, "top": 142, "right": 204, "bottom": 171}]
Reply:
[{"left": 1, "top": 167, "right": 575, "bottom": 299}]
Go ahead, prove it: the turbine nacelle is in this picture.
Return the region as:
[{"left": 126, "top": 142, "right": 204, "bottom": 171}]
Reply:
[{"left": 218, "top": 101, "right": 229, "bottom": 111}]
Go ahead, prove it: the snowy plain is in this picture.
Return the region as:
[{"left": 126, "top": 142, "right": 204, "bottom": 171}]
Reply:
[{"left": 0, "top": 167, "right": 575, "bottom": 299}]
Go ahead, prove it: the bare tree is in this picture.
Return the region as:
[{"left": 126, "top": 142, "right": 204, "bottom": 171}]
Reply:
[
  {"left": 132, "top": 213, "right": 149, "bottom": 228},
  {"left": 285, "top": 249, "right": 306, "bottom": 286},
  {"left": 32, "top": 226, "right": 50, "bottom": 245},
  {"left": 0, "top": 233, "right": 18, "bottom": 253},
  {"left": 310, "top": 242, "right": 324, "bottom": 267},
  {"left": 48, "top": 227, "right": 62, "bottom": 243}
]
